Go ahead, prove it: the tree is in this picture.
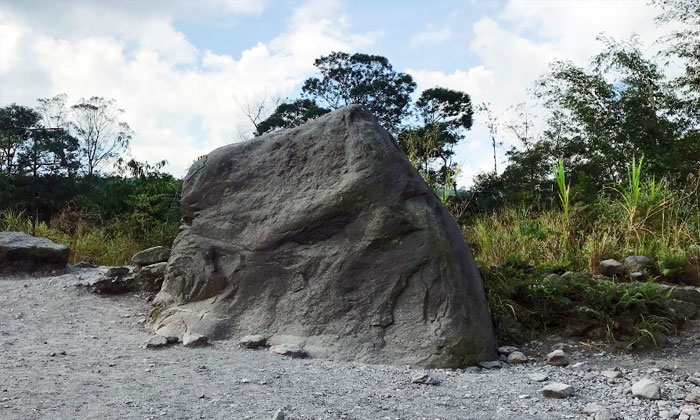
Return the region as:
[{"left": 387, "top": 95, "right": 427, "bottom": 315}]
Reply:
[
  {"left": 36, "top": 94, "right": 79, "bottom": 176},
  {"left": 71, "top": 97, "right": 132, "bottom": 180},
  {"left": 476, "top": 103, "right": 502, "bottom": 174},
  {"left": 654, "top": 0, "right": 700, "bottom": 116},
  {"left": 534, "top": 37, "right": 694, "bottom": 184},
  {"left": 0, "top": 105, "right": 40, "bottom": 175},
  {"left": 398, "top": 87, "right": 473, "bottom": 194},
  {"left": 256, "top": 99, "right": 330, "bottom": 135},
  {"left": 234, "top": 92, "right": 281, "bottom": 139},
  {"left": 301, "top": 52, "right": 416, "bottom": 131},
  {"left": 17, "top": 126, "right": 77, "bottom": 233}
]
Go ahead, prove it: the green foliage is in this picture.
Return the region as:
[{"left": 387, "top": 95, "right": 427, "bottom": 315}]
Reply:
[
  {"left": 256, "top": 99, "right": 330, "bottom": 135},
  {"left": 483, "top": 262, "right": 675, "bottom": 346},
  {"left": 301, "top": 52, "right": 416, "bottom": 131},
  {"left": 473, "top": 37, "right": 700, "bottom": 213},
  {"left": 554, "top": 159, "right": 570, "bottom": 221},
  {"left": 465, "top": 170, "right": 700, "bottom": 278}
]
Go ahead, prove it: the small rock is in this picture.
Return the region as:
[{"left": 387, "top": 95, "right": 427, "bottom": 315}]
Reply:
[
  {"left": 542, "top": 383, "right": 574, "bottom": 399},
  {"left": 132, "top": 246, "right": 171, "bottom": 266},
  {"left": 529, "top": 373, "right": 548, "bottom": 382},
  {"left": 497, "top": 345, "right": 519, "bottom": 355},
  {"left": 599, "top": 259, "right": 625, "bottom": 277},
  {"left": 624, "top": 256, "right": 653, "bottom": 273},
  {"left": 601, "top": 370, "right": 622, "bottom": 379},
  {"left": 689, "top": 376, "right": 700, "bottom": 387},
  {"left": 141, "top": 335, "right": 170, "bottom": 349},
  {"left": 546, "top": 349, "right": 570, "bottom": 366},
  {"left": 507, "top": 351, "right": 528, "bottom": 364},
  {"left": 238, "top": 335, "right": 267, "bottom": 349},
  {"left": 182, "top": 332, "right": 208, "bottom": 348},
  {"left": 583, "top": 403, "right": 614, "bottom": 420},
  {"left": 411, "top": 372, "right": 440, "bottom": 385},
  {"left": 478, "top": 360, "right": 502, "bottom": 369},
  {"left": 680, "top": 406, "right": 699, "bottom": 420},
  {"left": 631, "top": 378, "right": 661, "bottom": 400},
  {"left": 686, "top": 390, "right": 700, "bottom": 404},
  {"left": 271, "top": 409, "right": 285, "bottom": 420},
  {"left": 269, "top": 343, "right": 306, "bottom": 358},
  {"left": 629, "top": 271, "right": 645, "bottom": 281}
]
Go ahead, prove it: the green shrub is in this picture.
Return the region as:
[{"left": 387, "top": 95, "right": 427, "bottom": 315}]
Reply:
[{"left": 482, "top": 262, "right": 675, "bottom": 347}]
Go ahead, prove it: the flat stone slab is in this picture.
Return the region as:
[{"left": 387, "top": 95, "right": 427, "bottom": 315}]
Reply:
[
  {"left": 132, "top": 246, "right": 171, "bottom": 266},
  {"left": 0, "top": 231, "right": 69, "bottom": 267},
  {"left": 269, "top": 344, "right": 306, "bottom": 358}
]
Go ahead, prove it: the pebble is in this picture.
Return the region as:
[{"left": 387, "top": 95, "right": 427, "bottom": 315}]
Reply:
[
  {"left": 182, "top": 332, "right": 208, "bottom": 348},
  {"left": 506, "top": 351, "right": 528, "bottom": 364},
  {"left": 542, "top": 383, "right": 574, "bottom": 399},
  {"left": 478, "top": 360, "right": 502, "bottom": 369},
  {"left": 601, "top": 370, "right": 622, "bottom": 379},
  {"left": 269, "top": 343, "right": 306, "bottom": 358},
  {"left": 631, "top": 378, "right": 661, "bottom": 400},
  {"left": 528, "top": 373, "right": 548, "bottom": 382},
  {"left": 546, "top": 349, "right": 570, "bottom": 367},
  {"left": 411, "top": 372, "right": 441, "bottom": 386}
]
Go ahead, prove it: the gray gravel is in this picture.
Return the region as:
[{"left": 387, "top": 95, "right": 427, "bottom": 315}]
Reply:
[{"left": 2, "top": 269, "right": 700, "bottom": 419}]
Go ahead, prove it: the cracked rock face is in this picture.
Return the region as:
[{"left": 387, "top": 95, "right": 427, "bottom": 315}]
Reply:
[{"left": 149, "top": 105, "right": 496, "bottom": 367}]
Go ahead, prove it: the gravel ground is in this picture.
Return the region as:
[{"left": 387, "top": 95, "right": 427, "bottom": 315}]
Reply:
[{"left": 2, "top": 269, "right": 700, "bottom": 420}]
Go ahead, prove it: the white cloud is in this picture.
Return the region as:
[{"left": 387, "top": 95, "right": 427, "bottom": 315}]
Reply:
[
  {"left": 405, "top": 0, "right": 665, "bottom": 186},
  {"left": 0, "top": 0, "right": 378, "bottom": 176},
  {"left": 409, "top": 24, "right": 452, "bottom": 48}
]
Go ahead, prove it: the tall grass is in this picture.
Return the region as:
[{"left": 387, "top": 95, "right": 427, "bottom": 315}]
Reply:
[
  {"left": 0, "top": 209, "right": 151, "bottom": 266},
  {"left": 465, "top": 163, "right": 700, "bottom": 281},
  {"left": 554, "top": 159, "right": 570, "bottom": 222}
]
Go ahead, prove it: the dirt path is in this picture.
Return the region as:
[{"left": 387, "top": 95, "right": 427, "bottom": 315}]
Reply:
[{"left": 1, "top": 269, "right": 699, "bottom": 420}]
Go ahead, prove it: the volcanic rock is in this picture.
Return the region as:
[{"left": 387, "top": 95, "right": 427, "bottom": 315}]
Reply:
[{"left": 149, "top": 105, "right": 496, "bottom": 367}]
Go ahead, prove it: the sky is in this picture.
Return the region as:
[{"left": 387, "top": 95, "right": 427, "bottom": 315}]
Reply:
[{"left": 0, "top": 0, "right": 670, "bottom": 186}]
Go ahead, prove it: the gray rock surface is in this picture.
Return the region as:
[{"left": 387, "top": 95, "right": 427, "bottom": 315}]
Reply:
[
  {"left": 131, "top": 246, "right": 171, "bottom": 266},
  {"left": 624, "top": 256, "right": 653, "bottom": 273},
  {"left": 497, "top": 345, "right": 519, "bottom": 355},
  {"left": 528, "top": 373, "right": 548, "bottom": 382},
  {"left": 507, "top": 351, "right": 528, "bottom": 364},
  {"left": 182, "top": 332, "right": 208, "bottom": 347},
  {"left": 583, "top": 403, "right": 614, "bottom": 420},
  {"left": 239, "top": 334, "right": 267, "bottom": 349},
  {"left": 135, "top": 262, "right": 167, "bottom": 295},
  {"left": 632, "top": 378, "right": 661, "bottom": 400},
  {"left": 546, "top": 349, "right": 570, "bottom": 366},
  {"left": 149, "top": 105, "right": 496, "bottom": 367},
  {"left": 411, "top": 372, "right": 441, "bottom": 385},
  {"left": 0, "top": 231, "right": 69, "bottom": 267},
  {"left": 599, "top": 259, "right": 625, "bottom": 277},
  {"left": 269, "top": 343, "right": 306, "bottom": 358},
  {"left": 479, "top": 360, "right": 503, "bottom": 369},
  {"left": 106, "top": 266, "right": 130, "bottom": 277},
  {"left": 686, "top": 390, "right": 700, "bottom": 404},
  {"left": 542, "top": 382, "right": 574, "bottom": 398},
  {"left": 141, "top": 335, "right": 170, "bottom": 349}
]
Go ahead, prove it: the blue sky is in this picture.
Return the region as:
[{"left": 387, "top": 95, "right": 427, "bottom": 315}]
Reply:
[{"left": 0, "top": 0, "right": 667, "bottom": 185}]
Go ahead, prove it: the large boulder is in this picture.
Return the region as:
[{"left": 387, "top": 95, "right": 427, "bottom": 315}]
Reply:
[
  {"left": 0, "top": 231, "right": 69, "bottom": 268},
  {"left": 149, "top": 105, "right": 496, "bottom": 367}
]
